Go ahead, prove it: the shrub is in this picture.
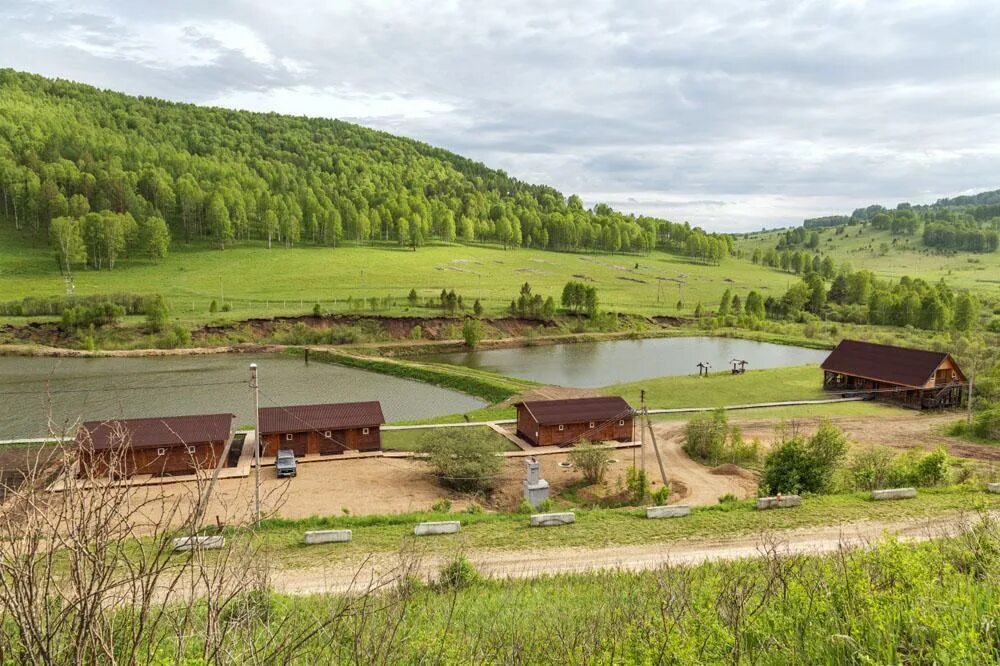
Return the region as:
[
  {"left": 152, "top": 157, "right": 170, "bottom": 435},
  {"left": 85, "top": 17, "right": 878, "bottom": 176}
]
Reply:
[
  {"left": 760, "top": 420, "right": 848, "bottom": 495},
  {"left": 60, "top": 301, "right": 125, "bottom": 331},
  {"left": 849, "top": 446, "right": 950, "bottom": 490},
  {"left": 209, "top": 299, "right": 218, "bottom": 313},
  {"left": 651, "top": 485, "right": 671, "bottom": 505},
  {"left": 569, "top": 440, "right": 610, "bottom": 484},
  {"left": 973, "top": 408, "right": 1000, "bottom": 441},
  {"left": 436, "top": 556, "right": 481, "bottom": 591},
  {"left": 312, "top": 303, "right": 322, "bottom": 317},
  {"left": 683, "top": 409, "right": 759, "bottom": 465},
  {"left": 462, "top": 318, "right": 484, "bottom": 349},
  {"left": 625, "top": 465, "right": 650, "bottom": 503},
  {"left": 144, "top": 295, "right": 169, "bottom": 333},
  {"left": 430, "top": 498, "right": 452, "bottom": 513},
  {"left": 418, "top": 429, "right": 504, "bottom": 494},
  {"left": 409, "top": 325, "right": 423, "bottom": 340}
]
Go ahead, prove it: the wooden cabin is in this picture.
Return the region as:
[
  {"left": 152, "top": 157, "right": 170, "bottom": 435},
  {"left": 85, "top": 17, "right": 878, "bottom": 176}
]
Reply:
[
  {"left": 76, "top": 413, "right": 236, "bottom": 478},
  {"left": 820, "top": 339, "right": 966, "bottom": 409},
  {"left": 259, "top": 401, "right": 385, "bottom": 457},
  {"left": 515, "top": 396, "right": 635, "bottom": 447}
]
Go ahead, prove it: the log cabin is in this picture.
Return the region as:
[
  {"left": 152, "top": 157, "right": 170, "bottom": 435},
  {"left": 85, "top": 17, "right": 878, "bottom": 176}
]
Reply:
[
  {"left": 76, "top": 413, "right": 236, "bottom": 478},
  {"left": 820, "top": 339, "right": 966, "bottom": 409},
  {"left": 515, "top": 396, "right": 635, "bottom": 447},
  {"left": 259, "top": 401, "right": 385, "bottom": 457}
]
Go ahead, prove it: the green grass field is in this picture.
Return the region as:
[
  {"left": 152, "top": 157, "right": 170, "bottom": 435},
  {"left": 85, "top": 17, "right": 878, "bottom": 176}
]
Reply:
[
  {"left": 0, "top": 224, "right": 791, "bottom": 322},
  {"left": 381, "top": 426, "right": 518, "bottom": 452},
  {"left": 248, "top": 486, "right": 998, "bottom": 567},
  {"left": 736, "top": 224, "right": 1000, "bottom": 297}
]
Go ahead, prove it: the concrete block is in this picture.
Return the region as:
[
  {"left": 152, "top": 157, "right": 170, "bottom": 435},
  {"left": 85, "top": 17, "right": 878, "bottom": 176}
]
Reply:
[
  {"left": 413, "top": 521, "right": 461, "bottom": 536},
  {"left": 756, "top": 495, "right": 802, "bottom": 510},
  {"left": 872, "top": 487, "right": 917, "bottom": 501},
  {"left": 530, "top": 512, "right": 575, "bottom": 527},
  {"left": 304, "top": 529, "right": 352, "bottom": 545},
  {"left": 985, "top": 482, "right": 1000, "bottom": 494},
  {"left": 172, "top": 536, "right": 224, "bottom": 552},
  {"left": 645, "top": 505, "right": 691, "bottom": 519}
]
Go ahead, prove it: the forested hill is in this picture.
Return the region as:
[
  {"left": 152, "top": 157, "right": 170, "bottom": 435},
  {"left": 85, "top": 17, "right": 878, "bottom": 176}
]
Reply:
[
  {"left": 0, "top": 68, "right": 730, "bottom": 272},
  {"left": 788, "top": 189, "right": 1000, "bottom": 254}
]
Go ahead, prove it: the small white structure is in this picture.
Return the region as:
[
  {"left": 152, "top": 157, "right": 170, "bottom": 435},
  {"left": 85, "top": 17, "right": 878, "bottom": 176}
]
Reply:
[
  {"left": 872, "top": 488, "right": 917, "bottom": 501},
  {"left": 530, "top": 512, "right": 575, "bottom": 527},
  {"left": 414, "top": 521, "right": 461, "bottom": 536},
  {"left": 172, "top": 535, "right": 225, "bottom": 551},
  {"left": 987, "top": 482, "right": 1000, "bottom": 494},
  {"left": 756, "top": 495, "right": 802, "bottom": 510},
  {"left": 523, "top": 458, "right": 550, "bottom": 508},
  {"left": 304, "top": 529, "right": 352, "bottom": 544},
  {"left": 646, "top": 505, "right": 691, "bottom": 519}
]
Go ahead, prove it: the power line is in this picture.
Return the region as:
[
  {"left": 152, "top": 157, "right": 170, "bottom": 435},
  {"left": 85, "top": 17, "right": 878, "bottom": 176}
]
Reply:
[{"left": 0, "top": 379, "right": 246, "bottom": 396}]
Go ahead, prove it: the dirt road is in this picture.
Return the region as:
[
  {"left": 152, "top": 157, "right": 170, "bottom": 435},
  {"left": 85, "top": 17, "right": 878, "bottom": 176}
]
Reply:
[
  {"left": 647, "top": 425, "right": 758, "bottom": 504},
  {"left": 275, "top": 512, "right": 983, "bottom": 596}
]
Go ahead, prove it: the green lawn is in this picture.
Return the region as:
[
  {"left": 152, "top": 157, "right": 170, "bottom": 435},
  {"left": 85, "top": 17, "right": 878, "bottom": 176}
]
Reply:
[
  {"left": 248, "top": 486, "right": 999, "bottom": 568},
  {"left": 0, "top": 224, "right": 790, "bottom": 323},
  {"left": 381, "top": 426, "right": 518, "bottom": 452}
]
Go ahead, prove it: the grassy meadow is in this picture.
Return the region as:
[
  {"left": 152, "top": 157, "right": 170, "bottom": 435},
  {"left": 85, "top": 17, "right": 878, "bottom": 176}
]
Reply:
[
  {"left": 737, "top": 223, "right": 1000, "bottom": 296},
  {"left": 0, "top": 224, "right": 792, "bottom": 322}
]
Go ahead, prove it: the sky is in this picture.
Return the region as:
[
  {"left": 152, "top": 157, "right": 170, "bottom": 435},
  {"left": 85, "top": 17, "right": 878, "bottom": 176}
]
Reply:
[{"left": 2, "top": 0, "right": 999, "bottom": 232}]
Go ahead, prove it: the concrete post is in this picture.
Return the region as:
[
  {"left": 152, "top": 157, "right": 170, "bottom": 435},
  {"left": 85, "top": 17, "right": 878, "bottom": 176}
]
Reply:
[{"left": 523, "top": 457, "right": 550, "bottom": 508}]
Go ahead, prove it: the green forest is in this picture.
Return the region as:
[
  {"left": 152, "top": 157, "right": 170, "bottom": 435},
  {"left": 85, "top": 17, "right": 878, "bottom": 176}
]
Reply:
[{"left": 0, "top": 69, "right": 732, "bottom": 273}]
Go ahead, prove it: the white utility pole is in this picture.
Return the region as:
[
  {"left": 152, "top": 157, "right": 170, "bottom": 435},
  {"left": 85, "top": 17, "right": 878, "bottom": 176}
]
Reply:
[{"left": 250, "top": 363, "right": 261, "bottom": 526}]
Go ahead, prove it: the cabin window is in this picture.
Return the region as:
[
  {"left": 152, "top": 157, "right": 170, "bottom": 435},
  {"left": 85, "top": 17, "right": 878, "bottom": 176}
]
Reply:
[
  {"left": 558, "top": 425, "right": 565, "bottom": 431},
  {"left": 156, "top": 447, "right": 166, "bottom": 456},
  {"left": 186, "top": 445, "right": 196, "bottom": 454},
  {"left": 285, "top": 433, "right": 294, "bottom": 441},
  {"left": 589, "top": 422, "right": 595, "bottom": 428},
  {"left": 619, "top": 420, "right": 625, "bottom": 426},
  {"left": 362, "top": 427, "right": 370, "bottom": 435},
  {"left": 324, "top": 430, "right": 332, "bottom": 438}
]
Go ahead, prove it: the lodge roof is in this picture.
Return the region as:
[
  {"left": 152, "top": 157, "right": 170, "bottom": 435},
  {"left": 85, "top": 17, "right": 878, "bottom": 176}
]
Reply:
[
  {"left": 76, "top": 413, "right": 236, "bottom": 451},
  {"left": 259, "top": 401, "right": 386, "bottom": 434},
  {"left": 515, "top": 396, "right": 634, "bottom": 426},
  {"left": 820, "top": 339, "right": 964, "bottom": 388}
]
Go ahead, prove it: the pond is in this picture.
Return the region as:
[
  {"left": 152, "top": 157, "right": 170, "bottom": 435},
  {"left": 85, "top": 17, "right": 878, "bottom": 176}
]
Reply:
[
  {"left": 0, "top": 354, "right": 485, "bottom": 440},
  {"left": 422, "top": 336, "right": 829, "bottom": 387}
]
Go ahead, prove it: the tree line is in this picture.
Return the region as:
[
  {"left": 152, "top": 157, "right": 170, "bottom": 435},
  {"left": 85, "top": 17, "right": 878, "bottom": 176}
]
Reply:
[{"left": 0, "top": 69, "right": 730, "bottom": 273}]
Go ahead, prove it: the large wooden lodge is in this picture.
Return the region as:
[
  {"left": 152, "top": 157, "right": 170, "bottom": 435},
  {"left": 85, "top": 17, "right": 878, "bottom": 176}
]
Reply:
[
  {"left": 515, "top": 396, "right": 635, "bottom": 447},
  {"left": 259, "top": 401, "right": 386, "bottom": 456},
  {"left": 76, "top": 413, "right": 236, "bottom": 478},
  {"left": 820, "top": 339, "right": 966, "bottom": 409}
]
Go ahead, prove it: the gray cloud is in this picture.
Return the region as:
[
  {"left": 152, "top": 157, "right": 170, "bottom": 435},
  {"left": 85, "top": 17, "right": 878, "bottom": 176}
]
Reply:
[{"left": 1, "top": 0, "right": 998, "bottom": 231}]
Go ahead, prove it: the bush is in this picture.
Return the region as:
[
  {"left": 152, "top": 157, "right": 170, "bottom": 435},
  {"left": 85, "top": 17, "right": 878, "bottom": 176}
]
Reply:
[
  {"left": 569, "top": 440, "right": 610, "bottom": 484},
  {"left": 651, "top": 485, "right": 671, "bottom": 505},
  {"left": 312, "top": 303, "right": 322, "bottom": 317},
  {"left": 430, "top": 498, "right": 452, "bottom": 513},
  {"left": 625, "top": 465, "right": 650, "bottom": 503},
  {"left": 683, "top": 409, "right": 759, "bottom": 465},
  {"left": 462, "top": 318, "right": 484, "bottom": 349},
  {"left": 973, "top": 408, "right": 1000, "bottom": 441},
  {"left": 144, "top": 295, "right": 169, "bottom": 333},
  {"left": 418, "top": 429, "right": 504, "bottom": 494},
  {"left": 760, "top": 421, "right": 848, "bottom": 495},
  {"left": 60, "top": 301, "right": 125, "bottom": 331},
  {"left": 848, "top": 446, "right": 951, "bottom": 490},
  {"left": 209, "top": 299, "right": 218, "bottom": 313},
  {"left": 436, "top": 556, "right": 481, "bottom": 591}
]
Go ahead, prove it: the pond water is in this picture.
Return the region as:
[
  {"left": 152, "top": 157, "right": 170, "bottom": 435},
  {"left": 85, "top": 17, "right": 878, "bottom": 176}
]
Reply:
[
  {"left": 422, "top": 336, "right": 829, "bottom": 387},
  {"left": 0, "top": 354, "right": 485, "bottom": 440}
]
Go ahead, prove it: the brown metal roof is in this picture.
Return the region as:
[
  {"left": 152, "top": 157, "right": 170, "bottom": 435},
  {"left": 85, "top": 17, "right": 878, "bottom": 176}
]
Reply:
[
  {"left": 75, "top": 413, "right": 235, "bottom": 451},
  {"left": 820, "top": 339, "right": 962, "bottom": 388},
  {"left": 516, "top": 396, "right": 634, "bottom": 426},
  {"left": 259, "top": 401, "right": 385, "bottom": 434}
]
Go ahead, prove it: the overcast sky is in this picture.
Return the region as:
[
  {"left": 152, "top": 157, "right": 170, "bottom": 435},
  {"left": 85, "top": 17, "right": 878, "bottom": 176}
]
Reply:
[{"left": 2, "top": 0, "right": 999, "bottom": 231}]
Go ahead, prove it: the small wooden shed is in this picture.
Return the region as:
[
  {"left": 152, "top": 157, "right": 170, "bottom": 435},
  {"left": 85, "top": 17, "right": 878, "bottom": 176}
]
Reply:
[
  {"left": 259, "top": 401, "right": 385, "bottom": 457},
  {"left": 515, "top": 396, "right": 635, "bottom": 447},
  {"left": 821, "top": 339, "right": 966, "bottom": 409},
  {"left": 76, "top": 413, "right": 236, "bottom": 478}
]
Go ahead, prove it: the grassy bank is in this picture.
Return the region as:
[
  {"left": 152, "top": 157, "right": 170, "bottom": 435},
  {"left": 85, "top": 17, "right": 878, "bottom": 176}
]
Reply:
[
  {"left": 381, "top": 426, "right": 518, "bottom": 452},
  {"left": 295, "top": 348, "right": 537, "bottom": 405},
  {"left": 247, "top": 486, "right": 999, "bottom": 567}
]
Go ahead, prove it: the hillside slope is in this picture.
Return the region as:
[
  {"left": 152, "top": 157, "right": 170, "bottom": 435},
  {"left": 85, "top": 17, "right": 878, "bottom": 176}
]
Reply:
[{"left": 0, "top": 69, "right": 727, "bottom": 263}]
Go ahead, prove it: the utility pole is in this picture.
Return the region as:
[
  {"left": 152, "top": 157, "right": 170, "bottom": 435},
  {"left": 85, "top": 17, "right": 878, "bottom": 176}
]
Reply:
[
  {"left": 967, "top": 362, "right": 975, "bottom": 425},
  {"left": 250, "top": 363, "right": 261, "bottom": 526},
  {"left": 639, "top": 390, "right": 646, "bottom": 479}
]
